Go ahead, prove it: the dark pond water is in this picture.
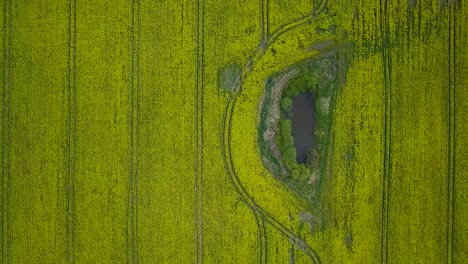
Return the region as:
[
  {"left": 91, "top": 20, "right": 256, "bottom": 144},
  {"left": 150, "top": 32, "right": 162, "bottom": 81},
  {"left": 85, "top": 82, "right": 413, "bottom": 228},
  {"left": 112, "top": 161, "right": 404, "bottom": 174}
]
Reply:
[{"left": 291, "top": 92, "right": 317, "bottom": 163}]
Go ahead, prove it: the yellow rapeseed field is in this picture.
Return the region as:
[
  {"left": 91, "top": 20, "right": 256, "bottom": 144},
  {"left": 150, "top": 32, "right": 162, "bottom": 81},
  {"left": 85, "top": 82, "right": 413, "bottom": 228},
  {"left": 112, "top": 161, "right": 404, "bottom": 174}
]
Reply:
[{"left": 1, "top": 0, "right": 466, "bottom": 263}]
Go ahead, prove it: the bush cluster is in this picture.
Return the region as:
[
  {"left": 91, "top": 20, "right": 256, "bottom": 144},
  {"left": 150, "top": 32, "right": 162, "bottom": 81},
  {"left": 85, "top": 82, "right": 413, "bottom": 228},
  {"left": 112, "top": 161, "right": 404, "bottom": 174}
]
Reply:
[{"left": 275, "top": 67, "right": 319, "bottom": 182}]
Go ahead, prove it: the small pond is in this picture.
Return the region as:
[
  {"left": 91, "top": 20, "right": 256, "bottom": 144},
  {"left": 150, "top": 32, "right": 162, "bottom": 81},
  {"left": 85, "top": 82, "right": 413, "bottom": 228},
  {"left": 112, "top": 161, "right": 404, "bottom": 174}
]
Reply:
[{"left": 291, "top": 91, "right": 317, "bottom": 163}]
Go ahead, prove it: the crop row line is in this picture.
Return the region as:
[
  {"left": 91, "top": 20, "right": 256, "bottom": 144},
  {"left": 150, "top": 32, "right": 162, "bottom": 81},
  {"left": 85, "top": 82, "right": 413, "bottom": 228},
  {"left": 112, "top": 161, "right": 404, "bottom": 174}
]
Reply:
[{"left": 2, "top": 0, "right": 12, "bottom": 263}]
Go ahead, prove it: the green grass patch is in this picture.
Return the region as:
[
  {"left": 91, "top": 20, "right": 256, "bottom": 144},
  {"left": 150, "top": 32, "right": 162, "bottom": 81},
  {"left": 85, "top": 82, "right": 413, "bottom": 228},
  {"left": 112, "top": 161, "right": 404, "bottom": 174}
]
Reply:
[{"left": 218, "top": 64, "right": 242, "bottom": 92}]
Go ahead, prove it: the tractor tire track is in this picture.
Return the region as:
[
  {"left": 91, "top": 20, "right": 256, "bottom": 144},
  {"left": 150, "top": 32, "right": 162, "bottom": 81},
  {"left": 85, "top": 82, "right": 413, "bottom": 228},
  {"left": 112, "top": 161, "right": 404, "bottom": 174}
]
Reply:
[
  {"left": 222, "top": 93, "right": 321, "bottom": 264},
  {"left": 260, "top": 0, "right": 269, "bottom": 44},
  {"left": 2, "top": 0, "right": 12, "bottom": 263},
  {"left": 379, "top": 0, "right": 392, "bottom": 263},
  {"left": 128, "top": 0, "right": 140, "bottom": 263},
  {"left": 66, "top": 0, "right": 77, "bottom": 263},
  {"left": 195, "top": 0, "right": 205, "bottom": 262},
  {"left": 222, "top": 95, "right": 267, "bottom": 264},
  {"left": 447, "top": 3, "right": 456, "bottom": 264},
  {"left": 220, "top": 2, "right": 329, "bottom": 262},
  {"left": 267, "top": 0, "right": 328, "bottom": 47}
]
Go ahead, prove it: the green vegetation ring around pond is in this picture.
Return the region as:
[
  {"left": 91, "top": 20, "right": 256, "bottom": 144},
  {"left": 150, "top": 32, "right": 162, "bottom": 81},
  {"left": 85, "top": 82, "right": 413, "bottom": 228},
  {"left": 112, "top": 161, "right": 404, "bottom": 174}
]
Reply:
[{"left": 258, "top": 48, "right": 347, "bottom": 209}]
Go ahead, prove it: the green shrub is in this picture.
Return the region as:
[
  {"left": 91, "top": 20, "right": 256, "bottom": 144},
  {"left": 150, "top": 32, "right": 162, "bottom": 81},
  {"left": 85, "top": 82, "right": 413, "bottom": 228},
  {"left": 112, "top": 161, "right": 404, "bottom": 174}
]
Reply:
[
  {"left": 284, "top": 71, "right": 317, "bottom": 97},
  {"left": 280, "top": 97, "right": 293, "bottom": 112},
  {"left": 290, "top": 164, "right": 310, "bottom": 181},
  {"left": 282, "top": 147, "right": 297, "bottom": 166}
]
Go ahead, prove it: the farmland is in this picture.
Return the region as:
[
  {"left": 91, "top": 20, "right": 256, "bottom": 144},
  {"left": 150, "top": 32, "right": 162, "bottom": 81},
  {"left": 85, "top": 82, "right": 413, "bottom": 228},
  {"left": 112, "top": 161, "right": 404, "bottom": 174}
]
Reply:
[{"left": 1, "top": 0, "right": 467, "bottom": 263}]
